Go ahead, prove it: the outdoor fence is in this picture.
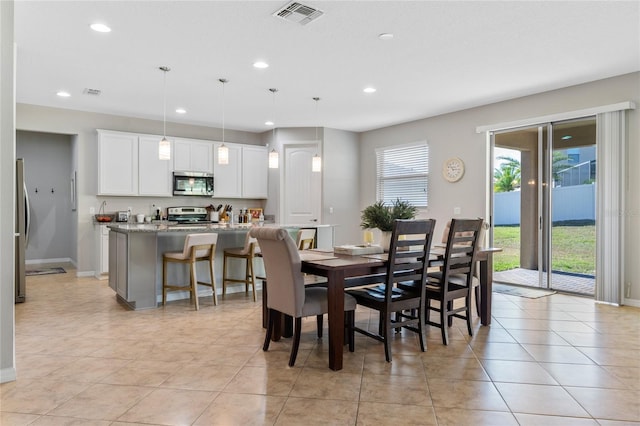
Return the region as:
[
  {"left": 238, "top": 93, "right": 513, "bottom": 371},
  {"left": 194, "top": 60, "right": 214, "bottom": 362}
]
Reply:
[{"left": 495, "top": 183, "right": 595, "bottom": 225}]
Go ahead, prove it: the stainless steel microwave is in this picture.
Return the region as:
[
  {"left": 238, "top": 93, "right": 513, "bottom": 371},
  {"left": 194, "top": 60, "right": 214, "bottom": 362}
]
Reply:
[{"left": 173, "top": 171, "right": 214, "bottom": 196}]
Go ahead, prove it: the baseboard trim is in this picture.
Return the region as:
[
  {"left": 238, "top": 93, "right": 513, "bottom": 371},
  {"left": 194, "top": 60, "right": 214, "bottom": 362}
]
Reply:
[
  {"left": 0, "top": 367, "right": 17, "bottom": 383},
  {"left": 623, "top": 297, "right": 640, "bottom": 308}
]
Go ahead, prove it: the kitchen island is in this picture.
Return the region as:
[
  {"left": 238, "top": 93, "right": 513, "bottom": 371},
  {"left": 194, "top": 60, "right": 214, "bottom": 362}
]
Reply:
[{"left": 107, "top": 222, "right": 334, "bottom": 310}]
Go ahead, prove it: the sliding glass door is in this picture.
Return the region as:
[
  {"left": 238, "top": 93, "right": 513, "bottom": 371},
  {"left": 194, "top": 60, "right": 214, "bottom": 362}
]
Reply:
[{"left": 491, "top": 117, "right": 596, "bottom": 295}]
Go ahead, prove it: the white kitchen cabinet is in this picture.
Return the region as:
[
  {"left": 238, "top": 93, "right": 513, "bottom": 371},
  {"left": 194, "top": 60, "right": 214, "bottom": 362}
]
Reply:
[
  {"left": 242, "top": 146, "right": 268, "bottom": 198},
  {"left": 95, "top": 225, "right": 110, "bottom": 279},
  {"left": 213, "top": 142, "right": 242, "bottom": 197},
  {"left": 138, "top": 135, "right": 174, "bottom": 196},
  {"left": 174, "top": 138, "right": 213, "bottom": 173},
  {"left": 97, "top": 130, "right": 138, "bottom": 195}
]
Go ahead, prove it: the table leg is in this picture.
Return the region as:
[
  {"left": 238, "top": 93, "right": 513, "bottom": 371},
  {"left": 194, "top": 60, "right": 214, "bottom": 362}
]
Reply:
[
  {"left": 326, "top": 269, "right": 345, "bottom": 371},
  {"left": 479, "top": 255, "right": 493, "bottom": 326}
]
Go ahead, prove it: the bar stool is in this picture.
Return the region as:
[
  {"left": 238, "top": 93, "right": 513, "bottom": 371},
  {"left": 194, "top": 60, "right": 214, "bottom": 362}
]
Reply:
[
  {"left": 296, "top": 228, "right": 316, "bottom": 250},
  {"left": 222, "top": 232, "right": 258, "bottom": 301},
  {"left": 162, "top": 233, "right": 218, "bottom": 310}
]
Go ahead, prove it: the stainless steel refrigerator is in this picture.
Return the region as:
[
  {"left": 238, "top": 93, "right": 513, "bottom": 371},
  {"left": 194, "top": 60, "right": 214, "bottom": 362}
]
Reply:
[{"left": 15, "top": 158, "right": 30, "bottom": 303}]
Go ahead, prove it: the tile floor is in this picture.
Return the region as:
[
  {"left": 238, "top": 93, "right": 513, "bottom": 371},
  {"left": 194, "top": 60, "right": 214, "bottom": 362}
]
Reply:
[{"left": 1, "top": 264, "right": 639, "bottom": 425}]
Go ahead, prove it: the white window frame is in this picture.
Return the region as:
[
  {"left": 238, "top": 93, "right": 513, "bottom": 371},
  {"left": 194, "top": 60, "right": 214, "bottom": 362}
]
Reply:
[{"left": 376, "top": 141, "right": 429, "bottom": 207}]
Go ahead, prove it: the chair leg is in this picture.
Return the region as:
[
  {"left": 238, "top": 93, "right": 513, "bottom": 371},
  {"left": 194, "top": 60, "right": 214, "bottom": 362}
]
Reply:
[
  {"left": 316, "top": 315, "right": 323, "bottom": 338},
  {"left": 222, "top": 255, "right": 228, "bottom": 297},
  {"left": 190, "top": 261, "right": 199, "bottom": 311},
  {"left": 162, "top": 258, "right": 167, "bottom": 306},
  {"left": 383, "top": 310, "right": 392, "bottom": 362},
  {"left": 417, "top": 304, "right": 426, "bottom": 353},
  {"left": 447, "top": 301, "right": 454, "bottom": 327},
  {"left": 474, "top": 285, "right": 481, "bottom": 317},
  {"left": 244, "top": 258, "right": 250, "bottom": 294},
  {"left": 263, "top": 308, "right": 273, "bottom": 351},
  {"left": 209, "top": 257, "right": 217, "bottom": 306},
  {"left": 289, "top": 317, "right": 302, "bottom": 367},
  {"left": 466, "top": 293, "right": 474, "bottom": 337},
  {"left": 248, "top": 256, "right": 257, "bottom": 302},
  {"left": 440, "top": 301, "right": 448, "bottom": 345}
]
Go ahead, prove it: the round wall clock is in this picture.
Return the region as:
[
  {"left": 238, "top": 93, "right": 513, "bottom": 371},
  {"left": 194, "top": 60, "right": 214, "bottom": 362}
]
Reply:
[{"left": 443, "top": 157, "right": 465, "bottom": 182}]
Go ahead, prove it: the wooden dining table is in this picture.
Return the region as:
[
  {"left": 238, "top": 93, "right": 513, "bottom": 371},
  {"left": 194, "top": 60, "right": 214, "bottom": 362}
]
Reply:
[{"left": 299, "top": 247, "right": 502, "bottom": 371}]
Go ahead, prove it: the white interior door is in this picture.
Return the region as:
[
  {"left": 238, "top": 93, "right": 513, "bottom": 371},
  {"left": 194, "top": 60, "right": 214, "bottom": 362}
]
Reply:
[{"left": 283, "top": 143, "right": 321, "bottom": 225}]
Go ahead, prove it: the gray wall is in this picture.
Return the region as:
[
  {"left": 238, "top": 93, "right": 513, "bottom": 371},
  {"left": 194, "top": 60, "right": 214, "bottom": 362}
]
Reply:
[
  {"left": 360, "top": 72, "right": 640, "bottom": 302},
  {"left": 16, "top": 104, "right": 262, "bottom": 275},
  {"left": 17, "top": 131, "right": 73, "bottom": 262}
]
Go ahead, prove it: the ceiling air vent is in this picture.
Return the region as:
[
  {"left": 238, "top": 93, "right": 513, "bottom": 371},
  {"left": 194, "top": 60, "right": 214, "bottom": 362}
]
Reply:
[
  {"left": 273, "top": 2, "right": 324, "bottom": 25},
  {"left": 83, "top": 88, "right": 101, "bottom": 96}
]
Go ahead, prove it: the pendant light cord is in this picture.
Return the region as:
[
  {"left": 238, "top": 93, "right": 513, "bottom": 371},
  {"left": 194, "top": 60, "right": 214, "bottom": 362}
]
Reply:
[
  {"left": 314, "top": 97, "right": 320, "bottom": 141},
  {"left": 221, "top": 79, "right": 226, "bottom": 143},
  {"left": 163, "top": 70, "right": 167, "bottom": 138}
]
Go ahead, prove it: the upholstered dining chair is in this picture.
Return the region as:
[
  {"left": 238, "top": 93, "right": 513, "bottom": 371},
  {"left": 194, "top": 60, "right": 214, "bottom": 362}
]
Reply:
[
  {"left": 347, "top": 219, "right": 435, "bottom": 362},
  {"left": 250, "top": 227, "right": 356, "bottom": 367},
  {"left": 222, "top": 232, "right": 259, "bottom": 302},
  {"left": 162, "top": 233, "right": 218, "bottom": 311},
  {"left": 424, "top": 218, "right": 484, "bottom": 345}
]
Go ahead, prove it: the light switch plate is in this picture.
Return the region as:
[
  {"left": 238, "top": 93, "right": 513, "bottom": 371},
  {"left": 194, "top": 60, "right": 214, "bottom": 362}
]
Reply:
[{"left": 453, "top": 207, "right": 461, "bottom": 215}]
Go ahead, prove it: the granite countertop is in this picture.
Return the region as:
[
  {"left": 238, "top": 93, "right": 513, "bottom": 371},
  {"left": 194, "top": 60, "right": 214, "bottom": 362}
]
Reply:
[{"left": 107, "top": 222, "right": 335, "bottom": 233}]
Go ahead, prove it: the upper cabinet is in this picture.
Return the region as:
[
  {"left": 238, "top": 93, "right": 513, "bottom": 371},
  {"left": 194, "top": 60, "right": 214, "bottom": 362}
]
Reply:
[
  {"left": 213, "top": 144, "right": 268, "bottom": 199},
  {"left": 213, "top": 143, "right": 242, "bottom": 198},
  {"left": 138, "top": 135, "right": 174, "bottom": 197},
  {"left": 174, "top": 138, "right": 213, "bottom": 173},
  {"left": 97, "top": 130, "right": 266, "bottom": 199},
  {"left": 98, "top": 130, "right": 139, "bottom": 196},
  {"left": 242, "top": 146, "right": 268, "bottom": 198}
]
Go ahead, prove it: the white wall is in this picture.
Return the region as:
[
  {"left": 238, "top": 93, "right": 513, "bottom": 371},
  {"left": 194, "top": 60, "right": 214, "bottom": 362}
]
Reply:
[
  {"left": 0, "top": 0, "right": 16, "bottom": 383},
  {"left": 360, "top": 72, "right": 640, "bottom": 302},
  {"left": 262, "top": 126, "right": 361, "bottom": 246},
  {"left": 16, "top": 104, "right": 262, "bottom": 275}
]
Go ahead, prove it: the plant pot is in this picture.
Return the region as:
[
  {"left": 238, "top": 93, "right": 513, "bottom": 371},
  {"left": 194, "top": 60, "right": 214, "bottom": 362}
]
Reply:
[{"left": 380, "top": 231, "right": 392, "bottom": 252}]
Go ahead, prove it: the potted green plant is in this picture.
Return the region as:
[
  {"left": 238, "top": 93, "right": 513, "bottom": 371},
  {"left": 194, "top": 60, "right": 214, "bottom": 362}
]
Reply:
[{"left": 360, "top": 199, "right": 417, "bottom": 250}]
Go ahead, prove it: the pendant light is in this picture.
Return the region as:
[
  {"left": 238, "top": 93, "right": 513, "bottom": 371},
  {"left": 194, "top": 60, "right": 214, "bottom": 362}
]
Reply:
[
  {"left": 268, "top": 88, "right": 279, "bottom": 169},
  {"left": 312, "top": 97, "right": 322, "bottom": 173},
  {"left": 158, "top": 66, "right": 171, "bottom": 160},
  {"left": 217, "top": 78, "right": 229, "bottom": 165}
]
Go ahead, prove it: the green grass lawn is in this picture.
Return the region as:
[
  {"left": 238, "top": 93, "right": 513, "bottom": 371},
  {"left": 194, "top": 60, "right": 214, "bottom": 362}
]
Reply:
[{"left": 493, "top": 225, "right": 595, "bottom": 275}]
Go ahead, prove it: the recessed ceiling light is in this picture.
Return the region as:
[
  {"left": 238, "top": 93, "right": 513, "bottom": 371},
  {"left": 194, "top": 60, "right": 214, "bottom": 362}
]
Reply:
[
  {"left": 363, "top": 87, "right": 377, "bottom": 94},
  {"left": 90, "top": 23, "right": 111, "bottom": 33},
  {"left": 265, "top": 121, "right": 274, "bottom": 126},
  {"left": 175, "top": 108, "right": 186, "bottom": 114},
  {"left": 253, "top": 61, "right": 269, "bottom": 69},
  {"left": 561, "top": 135, "right": 573, "bottom": 140},
  {"left": 378, "top": 33, "right": 394, "bottom": 40},
  {"left": 56, "top": 91, "right": 71, "bottom": 97}
]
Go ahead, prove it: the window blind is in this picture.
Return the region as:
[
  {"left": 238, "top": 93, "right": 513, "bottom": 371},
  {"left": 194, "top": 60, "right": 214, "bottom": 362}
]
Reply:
[{"left": 376, "top": 142, "right": 429, "bottom": 207}]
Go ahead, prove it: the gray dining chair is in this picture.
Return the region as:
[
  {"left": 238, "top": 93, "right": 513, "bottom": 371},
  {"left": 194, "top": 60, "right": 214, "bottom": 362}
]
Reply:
[
  {"left": 347, "top": 219, "right": 435, "bottom": 362},
  {"left": 250, "top": 227, "right": 356, "bottom": 367}
]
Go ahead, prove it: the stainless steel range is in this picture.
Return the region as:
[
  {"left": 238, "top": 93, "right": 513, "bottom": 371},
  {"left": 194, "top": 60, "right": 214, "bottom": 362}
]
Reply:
[{"left": 166, "top": 206, "right": 209, "bottom": 224}]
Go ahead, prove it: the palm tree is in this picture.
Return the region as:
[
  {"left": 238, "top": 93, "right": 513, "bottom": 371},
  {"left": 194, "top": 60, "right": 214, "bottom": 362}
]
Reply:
[{"left": 494, "top": 156, "right": 521, "bottom": 192}]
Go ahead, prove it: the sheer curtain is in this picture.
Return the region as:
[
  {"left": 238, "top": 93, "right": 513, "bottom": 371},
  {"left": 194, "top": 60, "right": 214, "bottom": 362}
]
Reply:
[{"left": 595, "top": 110, "right": 626, "bottom": 305}]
